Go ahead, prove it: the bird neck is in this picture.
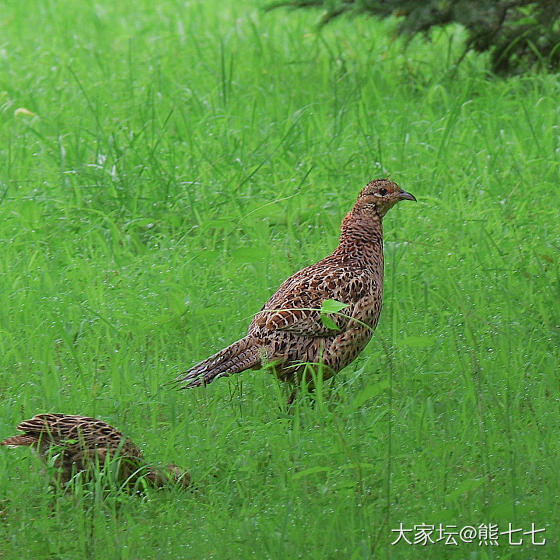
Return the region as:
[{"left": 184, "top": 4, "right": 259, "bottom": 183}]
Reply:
[{"left": 337, "top": 206, "right": 384, "bottom": 252}]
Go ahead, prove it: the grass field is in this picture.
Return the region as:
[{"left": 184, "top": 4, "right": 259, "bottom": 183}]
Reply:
[{"left": 1, "top": 0, "right": 559, "bottom": 558}]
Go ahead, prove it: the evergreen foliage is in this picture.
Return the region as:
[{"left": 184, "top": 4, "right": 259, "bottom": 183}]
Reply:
[{"left": 268, "top": 0, "right": 560, "bottom": 74}]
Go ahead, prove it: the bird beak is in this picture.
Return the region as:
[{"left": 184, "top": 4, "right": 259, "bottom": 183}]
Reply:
[{"left": 398, "top": 190, "right": 417, "bottom": 202}]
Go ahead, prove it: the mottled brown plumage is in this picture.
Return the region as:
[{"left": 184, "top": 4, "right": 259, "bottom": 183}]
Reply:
[
  {"left": 1, "top": 414, "right": 190, "bottom": 488},
  {"left": 177, "top": 179, "right": 416, "bottom": 390}
]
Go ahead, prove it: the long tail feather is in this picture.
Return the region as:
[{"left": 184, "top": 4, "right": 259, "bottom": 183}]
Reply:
[
  {"left": 1, "top": 435, "right": 37, "bottom": 448},
  {"left": 176, "top": 337, "right": 261, "bottom": 388}
]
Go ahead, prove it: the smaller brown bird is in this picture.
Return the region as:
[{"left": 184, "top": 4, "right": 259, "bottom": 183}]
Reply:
[{"left": 1, "top": 414, "right": 190, "bottom": 489}]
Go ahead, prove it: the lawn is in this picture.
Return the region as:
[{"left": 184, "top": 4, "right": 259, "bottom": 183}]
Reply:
[{"left": 0, "top": 0, "right": 559, "bottom": 558}]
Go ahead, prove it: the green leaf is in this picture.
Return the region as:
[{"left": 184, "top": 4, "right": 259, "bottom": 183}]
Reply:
[
  {"left": 292, "top": 466, "right": 331, "bottom": 479},
  {"left": 230, "top": 246, "right": 270, "bottom": 261},
  {"left": 338, "top": 462, "right": 374, "bottom": 471},
  {"left": 321, "top": 314, "right": 340, "bottom": 331},
  {"left": 446, "top": 478, "right": 484, "bottom": 501},
  {"left": 321, "top": 299, "right": 349, "bottom": 314},
  {"left": 399, "top": 336, "right": 436, "bottom": 348},
  {"left": 352, "top": 380, "right": 389, "bottom": 410}
]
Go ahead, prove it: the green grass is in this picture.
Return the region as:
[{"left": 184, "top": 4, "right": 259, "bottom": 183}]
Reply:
[{"left": 1, "top": 0, "right": 559, "bottom": 558}]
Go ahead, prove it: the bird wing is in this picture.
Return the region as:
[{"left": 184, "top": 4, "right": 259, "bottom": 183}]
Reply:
[
  {"left": 257, "top": 299, "right": 347, "bottom": 337},
  {"left": 16, "top": 414, "right": 143, "bottom": 459},
  {"left": 251, "top": 265, "right": 361, "bottom": 338}
]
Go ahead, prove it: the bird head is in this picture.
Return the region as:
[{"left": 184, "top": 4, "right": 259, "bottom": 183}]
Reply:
[
  {"left": 165, "top": 463, "right": 191, "bottom": 488},
  {"left": 147, "top": 464, "right": 191, "bottom": 488},
  {"left": 357, "top": 178, "right": 416, "bottom": 218}
]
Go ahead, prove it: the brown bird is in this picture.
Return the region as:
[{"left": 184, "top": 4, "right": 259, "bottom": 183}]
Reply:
[
  {"left": 176, "top": 178, "right": 416, "bottom": 392},
  {"left": 1, "top": 414, "right": 190, "bottom": 489}
]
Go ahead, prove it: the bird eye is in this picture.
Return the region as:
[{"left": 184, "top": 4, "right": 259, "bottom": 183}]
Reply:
[{"left": 379, "top": 188, "right": 387, "bottom": 196}]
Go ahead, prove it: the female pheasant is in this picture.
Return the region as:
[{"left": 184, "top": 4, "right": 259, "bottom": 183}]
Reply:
[
  {"left": 176, "top": 178, "right": 416, "bottom": 390},
  {"left": 1, "top": 414, "right": 190, "bottom": 488}
]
